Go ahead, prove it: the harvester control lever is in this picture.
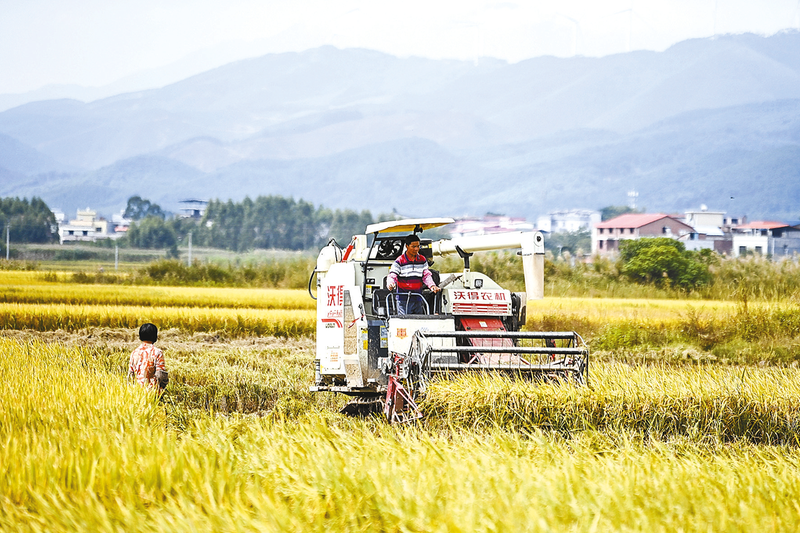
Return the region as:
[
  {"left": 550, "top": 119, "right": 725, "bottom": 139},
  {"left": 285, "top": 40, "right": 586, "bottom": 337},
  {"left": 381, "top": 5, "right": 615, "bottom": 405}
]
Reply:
[
  {"left": 437, "top": 273, "right": 462, "bottom": 290},
  {"left": 348, "top": 303, "right": 366, "bottom": 328}
]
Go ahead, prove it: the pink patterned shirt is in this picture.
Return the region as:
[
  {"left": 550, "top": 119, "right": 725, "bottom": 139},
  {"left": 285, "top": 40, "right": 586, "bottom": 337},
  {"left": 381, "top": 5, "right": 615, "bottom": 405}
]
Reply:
[{"left": 128, "top": 342, "right": 166, "bottom": 390}]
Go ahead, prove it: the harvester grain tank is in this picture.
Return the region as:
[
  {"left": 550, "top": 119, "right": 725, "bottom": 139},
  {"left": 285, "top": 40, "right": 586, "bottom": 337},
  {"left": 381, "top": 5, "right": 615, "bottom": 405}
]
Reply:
[{"left": 309, "top": 218, "right": 588, "bottom": 422}]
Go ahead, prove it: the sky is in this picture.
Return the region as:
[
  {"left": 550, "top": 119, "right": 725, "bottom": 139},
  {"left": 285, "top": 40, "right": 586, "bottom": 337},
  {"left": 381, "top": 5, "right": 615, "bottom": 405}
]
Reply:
[{"left": 1, "top": 0, "right": 799, "bottom": 95}]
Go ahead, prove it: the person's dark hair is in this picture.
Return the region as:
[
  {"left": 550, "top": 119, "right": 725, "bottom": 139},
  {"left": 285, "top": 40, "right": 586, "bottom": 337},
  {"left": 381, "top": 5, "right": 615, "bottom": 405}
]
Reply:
[
  {"left": 405, "top": 234, "right": 420, "bottom": 246},
  {"left": 139, "top": 323, "right": 158, "bottom": 343}
]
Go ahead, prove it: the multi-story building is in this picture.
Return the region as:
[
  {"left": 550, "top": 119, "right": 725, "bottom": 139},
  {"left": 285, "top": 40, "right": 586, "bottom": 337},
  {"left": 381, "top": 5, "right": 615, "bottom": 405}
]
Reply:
[
  {"left": 679, "top": 206, "right": 732, "bottom": 254},
  {"left": 58, "top": 208, "right": 116, "bottom": 243},
  {"left": 732, "top": 221, "right": 800, "bottom": 258},
  {"left": 592, "top": 213, "right": 695, "bottom": 255}
]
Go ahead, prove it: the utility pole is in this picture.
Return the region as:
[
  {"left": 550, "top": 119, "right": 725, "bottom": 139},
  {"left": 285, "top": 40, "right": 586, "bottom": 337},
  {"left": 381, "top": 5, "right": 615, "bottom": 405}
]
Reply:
[
  {"left": 5, "top": 224, "right": 9, "bottom": 260},
  {"left": 187, "top": 231, "right": 192, "bottom": 266},
  {"left": 115, "top": 244, "right": 119, "bottom": 270}
]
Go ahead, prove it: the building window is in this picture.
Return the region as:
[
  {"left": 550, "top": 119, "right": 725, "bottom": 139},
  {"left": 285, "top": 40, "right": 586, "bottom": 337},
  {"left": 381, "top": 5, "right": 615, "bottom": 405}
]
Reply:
[
  {"left": 739, "top": 246, "right": 747, "bottom": 255},
  {"left": 599, "top": 228, "right": 603, "bottom": 234},
  {"left": 629, "top": 228, "right": 634, "bottom": 234},
  {"left": 755, "top": 246, "right": 763, "bottom": 255},
  {"left": 598, "top": 241, "right": 603, "bottom": 249}
]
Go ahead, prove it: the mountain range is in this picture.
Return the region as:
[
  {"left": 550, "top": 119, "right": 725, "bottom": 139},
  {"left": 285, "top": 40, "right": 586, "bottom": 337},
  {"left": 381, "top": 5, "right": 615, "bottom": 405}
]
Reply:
[{"left": 1, "top": 32, "right": 800, "bottom": 221}]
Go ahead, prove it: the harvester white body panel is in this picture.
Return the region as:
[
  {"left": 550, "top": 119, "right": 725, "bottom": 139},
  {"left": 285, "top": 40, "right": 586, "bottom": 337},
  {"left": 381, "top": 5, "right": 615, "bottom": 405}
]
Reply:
[{"left": 387, "top": 317, "right": 456, "bottom": 358}]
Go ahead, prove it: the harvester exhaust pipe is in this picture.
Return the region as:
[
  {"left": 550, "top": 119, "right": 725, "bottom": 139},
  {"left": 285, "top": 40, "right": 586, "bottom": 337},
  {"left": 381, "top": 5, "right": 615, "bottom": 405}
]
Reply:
[{"left": 430, "top": 231, "right": 546, "bottom": 301}]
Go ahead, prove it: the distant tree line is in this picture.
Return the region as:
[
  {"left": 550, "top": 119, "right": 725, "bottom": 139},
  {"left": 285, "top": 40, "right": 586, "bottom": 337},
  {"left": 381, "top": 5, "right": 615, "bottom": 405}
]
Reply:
[
  {"left": 0, "top": 197, "right": 58, "bottom": 249},
  {"left": 121, "top": 195, "right": 377, "bottom": 252},
  {"left": 601, "top": 205, "right": 643, "bottom": 221}
]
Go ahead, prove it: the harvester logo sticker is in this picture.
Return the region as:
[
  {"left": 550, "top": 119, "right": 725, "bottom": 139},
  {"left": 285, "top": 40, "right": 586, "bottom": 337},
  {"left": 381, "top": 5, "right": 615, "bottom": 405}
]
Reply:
[
  {"left": 452, "top": 290, "right": 507, "bottom": 301},
  {"left": 396, "top": 328, "right": 407, "bottom": 339},
  {"left": 327, "top": 284, "right": 344, "bottom": 306},
  {"left": 323, "top": 284, "right": 344, "bottom": 328}
]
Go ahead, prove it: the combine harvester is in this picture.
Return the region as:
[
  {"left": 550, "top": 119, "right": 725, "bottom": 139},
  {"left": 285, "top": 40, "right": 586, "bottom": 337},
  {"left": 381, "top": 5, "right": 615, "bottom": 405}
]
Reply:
[{"left": 309, "top": 218, "right": 588, "bottom": 423}]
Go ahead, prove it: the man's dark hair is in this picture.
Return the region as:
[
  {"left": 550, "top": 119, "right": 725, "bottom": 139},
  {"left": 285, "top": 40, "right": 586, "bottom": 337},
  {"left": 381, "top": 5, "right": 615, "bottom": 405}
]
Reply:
[
  {"left": 405, "top": 234, "right": 420, "bottom": 246},
  {"left": 139, "top": 323, "right": 158, "bottom": 343}
]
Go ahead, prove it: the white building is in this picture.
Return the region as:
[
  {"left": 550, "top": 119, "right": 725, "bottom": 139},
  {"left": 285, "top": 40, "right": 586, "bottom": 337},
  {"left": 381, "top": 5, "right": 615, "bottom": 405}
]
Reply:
[
  {"left": 179, "top": 199, "right": 208, "bottom": 219},
  {"left": 111, "top": 210, "right": 132, "bottom": 234},
  {"left": 58, "top": 208, "right": 117, "bottom": 243},
  {"left": 731, "top": 221, "right": 800, "bottom": 258},
  {"left": 679, "top": 206, "right": 732, "bottom": 254},
  {"left": 682, "top": 205, "right": 725, "bottom": 228},
  {"left": 537, "top": 209, "right": 600, "bottom": 233}
]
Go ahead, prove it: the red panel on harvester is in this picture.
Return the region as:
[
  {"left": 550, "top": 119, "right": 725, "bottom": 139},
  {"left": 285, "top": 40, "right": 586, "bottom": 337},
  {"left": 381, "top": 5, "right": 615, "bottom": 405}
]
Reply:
[{"left": 459, "top": 317, "right": 513, "bottom": 348}]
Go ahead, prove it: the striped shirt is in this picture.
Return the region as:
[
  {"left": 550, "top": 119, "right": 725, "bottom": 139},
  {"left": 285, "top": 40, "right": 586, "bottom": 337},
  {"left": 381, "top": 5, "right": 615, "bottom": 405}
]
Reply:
[{"left": 387, "top": 252, "right": 435, "bottom": 292}]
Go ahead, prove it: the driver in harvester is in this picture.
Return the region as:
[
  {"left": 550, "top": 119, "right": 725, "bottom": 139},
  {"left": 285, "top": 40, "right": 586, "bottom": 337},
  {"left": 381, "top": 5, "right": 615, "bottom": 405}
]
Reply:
[{"left": 386, "top": 234, "right": 440, "bottom": 315}]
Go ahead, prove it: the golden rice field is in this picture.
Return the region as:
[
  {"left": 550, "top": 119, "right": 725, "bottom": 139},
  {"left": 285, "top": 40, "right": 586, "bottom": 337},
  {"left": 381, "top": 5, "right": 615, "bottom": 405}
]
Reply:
[
  {"left": 4, "top": 337, "right": 800, "bottom": 531},
  {"left": 4, "top": 276, "right": 800, "bottom": 530},
  {"left": 527, "top": 296, "right": 740, "bottom": 322},
  {"left": 0, "top": 271, "right": 314, "bottom": 309},
  {"left": 0, "top": 303, "right": 314, "bottom": 337}
]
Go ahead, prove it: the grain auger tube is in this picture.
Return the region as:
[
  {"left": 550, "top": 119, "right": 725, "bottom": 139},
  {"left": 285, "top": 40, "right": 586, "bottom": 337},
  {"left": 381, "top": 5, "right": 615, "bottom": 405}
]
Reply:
[{"left": 309, "top": 217, "right": 589, "bottom": 422}]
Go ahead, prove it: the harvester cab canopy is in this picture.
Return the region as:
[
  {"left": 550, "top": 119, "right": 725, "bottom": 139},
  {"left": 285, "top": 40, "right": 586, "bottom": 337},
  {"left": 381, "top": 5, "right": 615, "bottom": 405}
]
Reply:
[{"left": 365, "top": 217, "right": 455, "bottom": 235}]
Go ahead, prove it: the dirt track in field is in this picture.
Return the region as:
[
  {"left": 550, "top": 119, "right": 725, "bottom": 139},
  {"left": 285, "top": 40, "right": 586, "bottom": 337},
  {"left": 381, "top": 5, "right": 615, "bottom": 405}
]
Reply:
[{"left": 0, "top": 327, "right": 314, "bottom": 352}]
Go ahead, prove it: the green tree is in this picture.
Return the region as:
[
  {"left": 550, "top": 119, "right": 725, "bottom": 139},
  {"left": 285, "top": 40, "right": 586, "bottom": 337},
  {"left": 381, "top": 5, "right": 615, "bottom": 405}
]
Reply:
[
  {"left": 619, "top": 238, "right": 711, "bottom": 291},
  {"left": 123, "top": 196, "right": 166, "bottom": 220},
  {"left": 195, "top": 195, "right": 374, "bottom": 251},
  {"left": 601, "top": 205, "right": 643, "bottom": 221},
  {"left": 545, "top": 229, "right": 591, "bottom": 257},
  {"left": 325, "top": 209, "right": 374, "bottom": 245},
  {"left": 0, "top": 196, "right": 58, "bottom": 244},
  {"left": 125, "top": 216, "right": 177, "bottom": 249}
]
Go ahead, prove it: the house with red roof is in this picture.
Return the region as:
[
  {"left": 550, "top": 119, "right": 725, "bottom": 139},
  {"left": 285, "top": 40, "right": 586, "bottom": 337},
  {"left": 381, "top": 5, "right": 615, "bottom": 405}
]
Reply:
[
  {"left": 591, "top": 213, "right": 695, "bottom": 255},
  {"left": 732, "top": 221, "right": 800, "bottom": 258}
]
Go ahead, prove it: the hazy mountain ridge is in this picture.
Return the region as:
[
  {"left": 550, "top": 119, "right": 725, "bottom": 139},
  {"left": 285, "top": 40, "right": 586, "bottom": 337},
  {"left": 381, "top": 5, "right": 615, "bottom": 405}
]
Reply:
[{"left": 2, "top": 34, "right": 800, "bottom": 220}]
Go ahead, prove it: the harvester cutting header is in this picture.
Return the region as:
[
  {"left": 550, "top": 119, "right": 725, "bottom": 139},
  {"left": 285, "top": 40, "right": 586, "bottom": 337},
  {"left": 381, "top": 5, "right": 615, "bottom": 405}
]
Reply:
[{"left": 309, "top": 217, "right": 588, "bottom": 422}]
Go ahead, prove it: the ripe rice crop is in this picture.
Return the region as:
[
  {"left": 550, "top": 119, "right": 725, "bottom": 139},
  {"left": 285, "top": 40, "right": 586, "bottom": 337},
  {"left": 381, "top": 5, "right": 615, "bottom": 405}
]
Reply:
[
  {"left": 527, "top": 297, "right": 800, "bottom": 363},
  {"left": 4, "top": 337, "right": 800, "bottom": 532},
  {"left": 162, "top": 340, "right": 344, "bottom": 419},
  {"left": 424, "top": 364, "right": 800, "bottom": 444},
  {"left": 526, "top": 297, "right": 738, "bottom": 331},
  {"left": 0, "top": 303, "right": 314, "bottom": 337},
  {"left": 0, "top": 280, "right": 314, "bottom": 309}
]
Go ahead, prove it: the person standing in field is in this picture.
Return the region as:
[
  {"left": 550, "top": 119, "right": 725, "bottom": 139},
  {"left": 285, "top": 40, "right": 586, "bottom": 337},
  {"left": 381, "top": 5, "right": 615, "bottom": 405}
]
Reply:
[{"left": 128, "top": 323, "right": 168, "bottom": 393}]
